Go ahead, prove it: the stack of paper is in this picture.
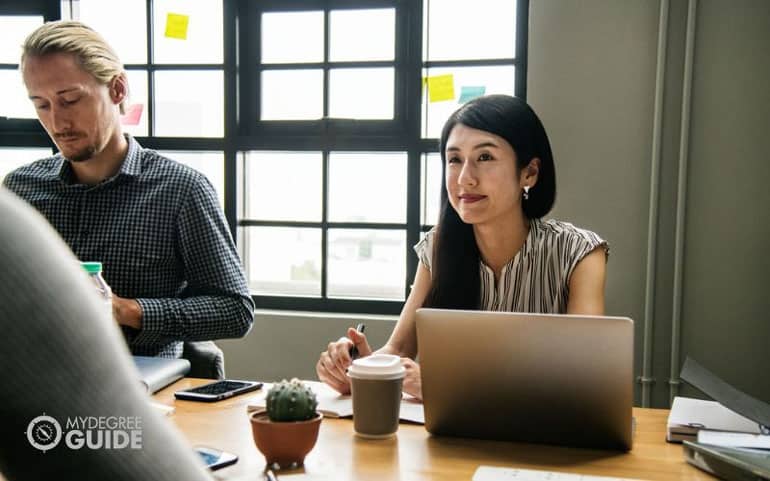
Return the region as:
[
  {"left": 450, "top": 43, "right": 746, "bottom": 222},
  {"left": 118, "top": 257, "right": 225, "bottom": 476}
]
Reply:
[{"left": 667, "top": 396, "right": 760, "bottom": 442}]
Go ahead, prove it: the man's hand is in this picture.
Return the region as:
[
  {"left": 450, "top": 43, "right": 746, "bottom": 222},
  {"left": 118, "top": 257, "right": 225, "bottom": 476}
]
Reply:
[{"left": 113, "top": 295, "right": 143, "bottom": 330}]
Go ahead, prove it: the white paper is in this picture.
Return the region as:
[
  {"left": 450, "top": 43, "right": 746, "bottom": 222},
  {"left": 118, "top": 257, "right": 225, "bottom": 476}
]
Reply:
[
  {"left": 698, "top": 429, "right": 770, "bottom": 449},
  {"left": 246, "top": 381, "right": 425, "bottom": 424},
  {"left": 246, "top": 381, "right": 352, "bottom": 417},
  {"left": 472, "top": 467, "right": 643, "bottom": 481},
  {"left": 667, "top": 397, "right": 760, "bottom": 434}
]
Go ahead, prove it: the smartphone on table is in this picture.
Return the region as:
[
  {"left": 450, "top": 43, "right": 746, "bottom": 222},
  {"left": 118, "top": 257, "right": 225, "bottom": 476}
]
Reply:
[
  {"left": 174, "top": 379, "right": 262, "bottom": 402},
  {"left": 194, "top": 446, "right": 238, "bottom": 471}
]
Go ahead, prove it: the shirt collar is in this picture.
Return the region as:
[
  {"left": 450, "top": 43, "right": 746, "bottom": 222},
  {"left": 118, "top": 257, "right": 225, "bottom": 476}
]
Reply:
[
  {"left": 479, "top": 218, "right": 539, "bottom": 276},
  {"left": 56, "top": 134, "right": 143, "bottom": 184},
  {"left": 116, "top": 134, "right": 143, "bottom": 178}
]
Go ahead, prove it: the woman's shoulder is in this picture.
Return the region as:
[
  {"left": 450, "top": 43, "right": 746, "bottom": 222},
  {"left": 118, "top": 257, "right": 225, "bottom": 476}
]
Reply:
[
  {"left": 413, "top": 227, "right": 437, "bottom": 269},
  {"left": 531, "top": 219, "right": 608, "bottom": 255},
  {"left": 534, "top": 219, "right": 601, "bottom": 239}
]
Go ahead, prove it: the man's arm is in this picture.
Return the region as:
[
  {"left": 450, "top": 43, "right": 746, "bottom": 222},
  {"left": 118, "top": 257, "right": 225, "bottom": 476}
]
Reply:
[{"left": 130, "top": 175, "right": 254, "bottom": 346}]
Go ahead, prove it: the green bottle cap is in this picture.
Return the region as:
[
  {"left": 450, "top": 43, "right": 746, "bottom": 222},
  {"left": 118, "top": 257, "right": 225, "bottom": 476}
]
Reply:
[{"left": 81, "top": 262, "right": 103, "bottom": 274}]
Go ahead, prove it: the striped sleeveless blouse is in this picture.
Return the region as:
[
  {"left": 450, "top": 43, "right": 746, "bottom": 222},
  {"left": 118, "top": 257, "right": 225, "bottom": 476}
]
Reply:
[{"left": 414, "top": 219, "right": 609, "bottom": 314}]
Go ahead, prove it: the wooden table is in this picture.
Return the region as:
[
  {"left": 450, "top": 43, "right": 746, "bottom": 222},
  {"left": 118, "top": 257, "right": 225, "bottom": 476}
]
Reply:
[{"left": 155, "top": 379, "right": 713, "bottom": 481}]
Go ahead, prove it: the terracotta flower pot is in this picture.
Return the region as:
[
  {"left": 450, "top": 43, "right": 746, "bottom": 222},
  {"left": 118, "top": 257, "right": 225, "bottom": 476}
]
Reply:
[{"left": 249, "top": 412, "right": 323, "bottom": 468}]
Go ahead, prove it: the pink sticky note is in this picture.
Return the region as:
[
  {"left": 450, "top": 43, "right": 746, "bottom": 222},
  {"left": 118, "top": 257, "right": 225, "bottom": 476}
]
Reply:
[{"left": 121, "top": 103, "right": 144, "bottom": 126}]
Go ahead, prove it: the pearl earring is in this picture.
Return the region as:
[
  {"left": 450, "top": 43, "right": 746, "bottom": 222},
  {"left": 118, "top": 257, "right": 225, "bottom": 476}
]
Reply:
[{"left": 523, "top": 185, "right": 530, "bottom": 200}]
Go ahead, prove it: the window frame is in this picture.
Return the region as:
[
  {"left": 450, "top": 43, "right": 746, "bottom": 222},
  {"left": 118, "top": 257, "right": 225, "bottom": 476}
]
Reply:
[{"left": 0, "top": 0, "right": 529, "bottom": 315}]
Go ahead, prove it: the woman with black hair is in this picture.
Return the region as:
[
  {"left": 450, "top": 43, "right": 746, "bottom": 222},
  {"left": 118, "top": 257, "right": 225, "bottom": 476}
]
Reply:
[{"left": 317, "top": 95, "right": 608, "bottom": 400}]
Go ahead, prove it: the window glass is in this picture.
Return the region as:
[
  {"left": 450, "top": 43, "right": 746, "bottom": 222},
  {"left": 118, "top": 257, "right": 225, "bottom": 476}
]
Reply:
[
  {"left": 329, "top": 8, "right": 395, "bottom": 62},
  {"left": 421, "top": 153, "right": 442, "bottom": 226},
  {"left": 328, "top": 68, "right": 394, "bottom": 120},
  {"left": 327, "top": 229, "right": 406, "bottom": 301},
  {"left": 422, "top": 65, "right": 515, "bottom": 139},
  {"left": 153, "top": 0, "right": 223, "bottom": 64},
  {"left": 328, "top": 152, "right": 407, "bottom": 223},
  {"left": 242, "top": 227, "right": 322, "bottom": 297},
  {"left": 159, "top": 151, "right": 224, "bottom": 208},
  {"left": 0, "top": 148, "right": 53, "bottom": 182},
  {"left": 261, "top": 11, "right": 323, "bottom": 64},
  {"left": 78, "top": 0, "right": 147, "bottom": 64},
  {"left": 423, "top": 0, "right": 516, "bottom": 61},
  {"left": 121, "top": 69, "right": 148, "bottom": 137},
  {"left": 243, "top": 151, "right": 322, "bottom": 222},
  {"left": 0, "top": 69, "right": 36, "bottom": 119},
  {"left": 261, "top": 69, "right": 323, "bottom": 121},
  {"left": 154, "top": 70, "right": 224, "bottom": 137},
  {"left": 0, "top": 15, "right": 42, "bottom": 63}
]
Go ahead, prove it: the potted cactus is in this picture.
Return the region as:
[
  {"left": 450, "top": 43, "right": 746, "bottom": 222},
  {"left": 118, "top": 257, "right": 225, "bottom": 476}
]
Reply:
[{"left": 249, "top": 378, "right": 323, "bottom": 468}]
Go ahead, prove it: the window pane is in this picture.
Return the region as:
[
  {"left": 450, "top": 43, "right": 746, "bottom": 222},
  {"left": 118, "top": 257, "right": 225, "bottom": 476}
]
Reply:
[
  {"left": 329, "top": 68, "right": 394, "bottom": 120},
  {"left": 422, "top": 65, "right": 515, "bottom": 139},
  {"left": 328, "top": 229, "right": 406, "bottom": 301},
  {"left": 329, "top": 9, "right": 395, "bottom": 62},
  {"left": 242, "top": 227, "right": 321, "bottom": 297},
  {"left": 261, "top": 11, "right": 323, "bottom": 64},
  {"left": 423, "top": 0, "right": 516, "bottom": 61},
  {"left": 78, "top": 0, "right": 147, "bottom": 64},
  {"left": 0, "top": 69, "right": 36, "bottom": 119},
  {"left": 121, "top": 69, "right": 148, "bottom": 137},
  {"left": 153, "top": 0, "right": 223, "bottom": 64},
  {"left": 0, "top": 147, "right": 52, "bottom": 182},
  {"left": 421, "top": 153, "right": 442, "bottom": 226},
  {"left": 154, "top": 70, "right": 223, "bottom": 137},
  {"left": 261, "top": 70, "right": 323, "bottom": 121},
  {"left": 328, "top": 152, "right": 407, "bottom": 223},
  {"left": 243, "top": 152, "right": 322, "bottom": 221},
  {"left": 0, "top": 16, "right": 42, "bottom": 63},
  {"left": 159, "top": 151, "right": 224, "bottom": 208}
]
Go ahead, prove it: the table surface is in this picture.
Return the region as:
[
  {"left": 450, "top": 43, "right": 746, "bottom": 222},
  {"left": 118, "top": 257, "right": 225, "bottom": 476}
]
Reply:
[{"left": 154, "top": 379, "right": 714, "bottom": 481}]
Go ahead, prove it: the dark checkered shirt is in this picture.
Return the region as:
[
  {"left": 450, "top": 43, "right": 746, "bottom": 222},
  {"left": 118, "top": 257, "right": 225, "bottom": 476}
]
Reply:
[{"left": 3, "top": 135, "right": 254, "bottom": 358}]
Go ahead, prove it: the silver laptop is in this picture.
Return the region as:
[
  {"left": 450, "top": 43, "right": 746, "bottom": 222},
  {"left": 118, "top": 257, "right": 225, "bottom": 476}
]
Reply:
[
  {"left": 133, "top": 356, "right": 190, "bottom": 394},
  {"left": 416, "top": 308, "right": 634, "bottom": 451}
]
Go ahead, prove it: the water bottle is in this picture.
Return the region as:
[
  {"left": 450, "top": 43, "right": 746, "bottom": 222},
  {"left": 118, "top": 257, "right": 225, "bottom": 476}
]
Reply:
[{"left": 81, "top": 261, "right": 113, "bottom": 322}]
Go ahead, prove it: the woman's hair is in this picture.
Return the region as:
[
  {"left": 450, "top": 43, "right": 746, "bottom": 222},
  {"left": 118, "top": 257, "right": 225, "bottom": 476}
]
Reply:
[
  {"left": 424, "top": 94, "right": 556, "bottom": 309},
  {"left": 21, "top": 20, "right": 127, "bottom": 114}
]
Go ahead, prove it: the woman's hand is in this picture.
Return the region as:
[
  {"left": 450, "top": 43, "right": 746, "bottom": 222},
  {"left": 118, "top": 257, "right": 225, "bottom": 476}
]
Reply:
[
  {"left": 401, "top": 357, "right": 422, "bottom": 400},
  {"left": 316, "top": 327, "right": 372, "bottom": 394}
]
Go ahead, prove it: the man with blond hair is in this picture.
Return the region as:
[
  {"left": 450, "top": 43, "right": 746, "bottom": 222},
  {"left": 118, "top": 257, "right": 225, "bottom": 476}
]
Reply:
[{"left": 4, "top": 21, "right": 254, "bottom": 358}]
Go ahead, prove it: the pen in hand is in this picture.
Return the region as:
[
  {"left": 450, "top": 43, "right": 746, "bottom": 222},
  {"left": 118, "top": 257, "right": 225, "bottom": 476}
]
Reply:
[{"left": 349, "top": 323, "right": 366, "bottom": 361}]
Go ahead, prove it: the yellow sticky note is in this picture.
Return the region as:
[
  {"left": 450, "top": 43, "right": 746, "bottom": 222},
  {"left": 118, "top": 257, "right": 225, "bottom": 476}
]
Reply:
[
  {"left": 427, "top": 74, "right": 455, "bottom": 102},
  {"left": 165, "top": 13, "right": 189, "bottom": 40}
]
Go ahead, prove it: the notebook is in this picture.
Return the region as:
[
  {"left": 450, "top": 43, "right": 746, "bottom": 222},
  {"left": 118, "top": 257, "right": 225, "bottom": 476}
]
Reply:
[
  {"left": 416, "top": 308, "right": 634, "bottom": 450},
  {"left": 132, "top": 356, "right": 190, "bottom": 394},
  {"left": 667, "top": 396, "right": 760, "bottom": 442},
  {"left": 684, "top": 441, "right": 770, "bottom": 481},
  {"left": 246, "top": 381, "right": 425, "bottom": 424}
]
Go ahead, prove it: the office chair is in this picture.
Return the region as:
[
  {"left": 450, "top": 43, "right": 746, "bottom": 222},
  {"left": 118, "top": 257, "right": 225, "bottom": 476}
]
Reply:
[{"left": 182, "top": 341, "right": 225, "bottom": 380}]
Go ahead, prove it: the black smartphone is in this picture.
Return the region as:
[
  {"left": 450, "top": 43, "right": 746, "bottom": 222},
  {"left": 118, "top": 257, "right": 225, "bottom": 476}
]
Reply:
[
  {"left": 194, "top": 446, "right": 238, "bottom": 470},
  {"left": 174, "top": 380, "right": 262, "bottom": 402}
]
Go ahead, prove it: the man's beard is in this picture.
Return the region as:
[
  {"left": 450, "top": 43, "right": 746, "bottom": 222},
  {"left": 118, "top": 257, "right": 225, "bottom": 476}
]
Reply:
[{"left": 66, "top": 145, "right": 98, "bottom": 163}]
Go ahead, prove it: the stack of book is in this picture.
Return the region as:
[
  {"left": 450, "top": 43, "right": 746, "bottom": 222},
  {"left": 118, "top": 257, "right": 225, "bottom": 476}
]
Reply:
[{"left": 669, "top": 357, "right": 770, "bottom": 480}]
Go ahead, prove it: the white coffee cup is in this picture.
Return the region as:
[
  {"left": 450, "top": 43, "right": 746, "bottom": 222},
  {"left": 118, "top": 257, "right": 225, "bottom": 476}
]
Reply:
[{"left": 347, "top": 354, "right": 405, "bottom": 438}]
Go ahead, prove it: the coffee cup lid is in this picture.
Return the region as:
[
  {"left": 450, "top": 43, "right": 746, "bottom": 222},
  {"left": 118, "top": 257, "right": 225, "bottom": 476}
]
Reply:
[{"left": 347, "top": 354, "right": 405, "bottom": 380}]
